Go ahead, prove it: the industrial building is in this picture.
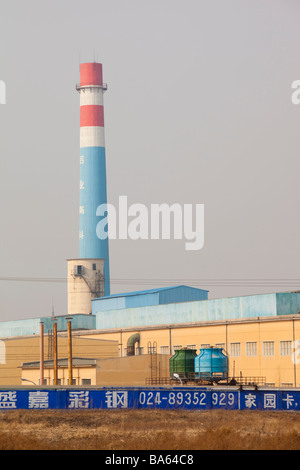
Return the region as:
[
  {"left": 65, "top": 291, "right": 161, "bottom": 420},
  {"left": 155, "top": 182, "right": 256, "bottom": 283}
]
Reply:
[
  {"left": 1, "top": 62, "right": 300, "bottom": 388},
  {"left": 20, "top": 355, "right": 170, "bottom": 388},
  {"left": 1, "top": 287, "right": 300, "bottom": 387},
  {"left": 0, "top": 334, "right": 118, "bottom": 387}
]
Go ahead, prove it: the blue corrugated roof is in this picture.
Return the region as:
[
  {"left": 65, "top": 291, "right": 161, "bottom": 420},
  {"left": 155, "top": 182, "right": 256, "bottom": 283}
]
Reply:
[{"left": 96, "top": 285, "right": 209, "bottom": 300}]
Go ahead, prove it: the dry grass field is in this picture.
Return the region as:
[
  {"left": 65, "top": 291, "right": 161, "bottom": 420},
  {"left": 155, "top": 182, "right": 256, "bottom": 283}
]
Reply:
[{"left": 0, "top": 409, "right": 299, "bottom": 450}]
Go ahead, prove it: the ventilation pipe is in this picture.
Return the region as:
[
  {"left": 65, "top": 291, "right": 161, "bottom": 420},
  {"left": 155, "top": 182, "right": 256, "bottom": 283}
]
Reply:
[{"left": 127, "top": 333, "right": 140, "bottom": 356}]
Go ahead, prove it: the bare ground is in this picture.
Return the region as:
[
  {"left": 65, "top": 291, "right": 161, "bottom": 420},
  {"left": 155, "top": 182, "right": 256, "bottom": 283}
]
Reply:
[{"left": 0, "top": 409, "right": 299, "bottom": 450}]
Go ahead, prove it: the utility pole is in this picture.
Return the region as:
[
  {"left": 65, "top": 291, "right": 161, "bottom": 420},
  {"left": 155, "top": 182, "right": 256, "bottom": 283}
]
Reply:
[
  {"left": 66, "top": 317, "right": 73, "bottom": 385},
  {"left": 40, "top": 321, "right": 44, "bottom": 386},
  {"left": 52, "top": 318, "right": 58, "bottom": 386}
]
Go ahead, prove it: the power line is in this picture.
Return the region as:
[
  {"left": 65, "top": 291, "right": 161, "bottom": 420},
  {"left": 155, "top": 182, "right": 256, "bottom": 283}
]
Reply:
[
  {"left": 0, "top": 276, "right": 299, "bottom": 289},
  {"left": 0, "top": 277, "right": 66, "bottom": 283}
]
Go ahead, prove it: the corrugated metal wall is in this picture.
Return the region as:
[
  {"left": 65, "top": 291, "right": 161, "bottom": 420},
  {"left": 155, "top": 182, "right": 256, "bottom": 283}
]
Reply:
[
  {"left": 93, "top": 293, "right": 286, "bottom": 330},
  {"left": 276, "top": 292, "right": 300, "bottom": 315},
  {"left": 0, "top": 315, "right": 97, "bottom": 338}
]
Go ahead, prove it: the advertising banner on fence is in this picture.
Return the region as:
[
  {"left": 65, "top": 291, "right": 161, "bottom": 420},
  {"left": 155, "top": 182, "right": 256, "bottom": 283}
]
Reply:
[{"left": 0, "top": 388, "right": 299, "bottom": 411}]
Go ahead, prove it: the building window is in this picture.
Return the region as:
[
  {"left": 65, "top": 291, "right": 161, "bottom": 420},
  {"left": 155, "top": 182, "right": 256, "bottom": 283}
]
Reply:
[
  {"left": 280, "top": 341, "right": 292, "bottom": 356},
  {"left": 74, "top": 265, "right": 83, "bottom": 276},
  {"left": 66, "top": 378, "right": 76, "bottom": 385},
  {"left": 124, "top": 347, "right": 127, "bottom": 356},
  {"left": 186, "top": 344, "right": 196, "bottom": 350},
  {"left": 82, "top": 379, "right": 91, "bottom": 385},
  {"left": 263, "top": 341, "right": 275, "bottom": 357},
  {"left": 200, "top": 344, "right": 210, "bottom": 349},
  {"left": 148, "top": 344, "right": 157, "bottom": 354},
  {"left": 215, "top": 343, "right": 225, "bottom": 351},
  {"left": 246, "top": 342, "right": 257, "bottom": 357},
  {"left": 172, "top": 345, "right": 182, "bottom": 354},
  {"left": 160, "top": 346, "right": 169, "bottom": 355},
  {"left": 92, "top": 263, "right": 97, "bottom": 271},
  {"left": 230, "top": 343, "right": 241, "bottom": 357}
]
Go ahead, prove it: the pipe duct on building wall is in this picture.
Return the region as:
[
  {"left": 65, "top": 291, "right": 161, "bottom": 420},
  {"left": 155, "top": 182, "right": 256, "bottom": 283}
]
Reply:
[{"left": 127, "top": 333, "right": 140, "bottom": 356}]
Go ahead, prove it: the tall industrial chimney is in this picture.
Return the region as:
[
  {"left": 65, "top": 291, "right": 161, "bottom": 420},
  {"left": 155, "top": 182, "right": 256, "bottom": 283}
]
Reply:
[{"left": 67, "top": 62, "right": 110, "bottom": 315}]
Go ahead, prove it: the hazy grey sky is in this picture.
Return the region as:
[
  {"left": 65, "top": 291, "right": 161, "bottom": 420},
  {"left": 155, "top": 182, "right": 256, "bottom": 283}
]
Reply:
[{"left": 1, "top": 0, "right": 300, "bottom": 321}]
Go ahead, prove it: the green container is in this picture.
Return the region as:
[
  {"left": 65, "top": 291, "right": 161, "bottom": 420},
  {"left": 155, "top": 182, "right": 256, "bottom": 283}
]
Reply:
[
  {"left": 169, "top": 350, "right": 179, "bottom": 375},
  {"left": 169, "top": 348, "right": 197, "bottom": 376}
]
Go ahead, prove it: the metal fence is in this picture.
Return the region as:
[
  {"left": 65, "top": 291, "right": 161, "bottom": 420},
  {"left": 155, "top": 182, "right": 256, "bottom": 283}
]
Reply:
[{"left": 146, "top": 376, "right": 266, "bottom": 386}]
